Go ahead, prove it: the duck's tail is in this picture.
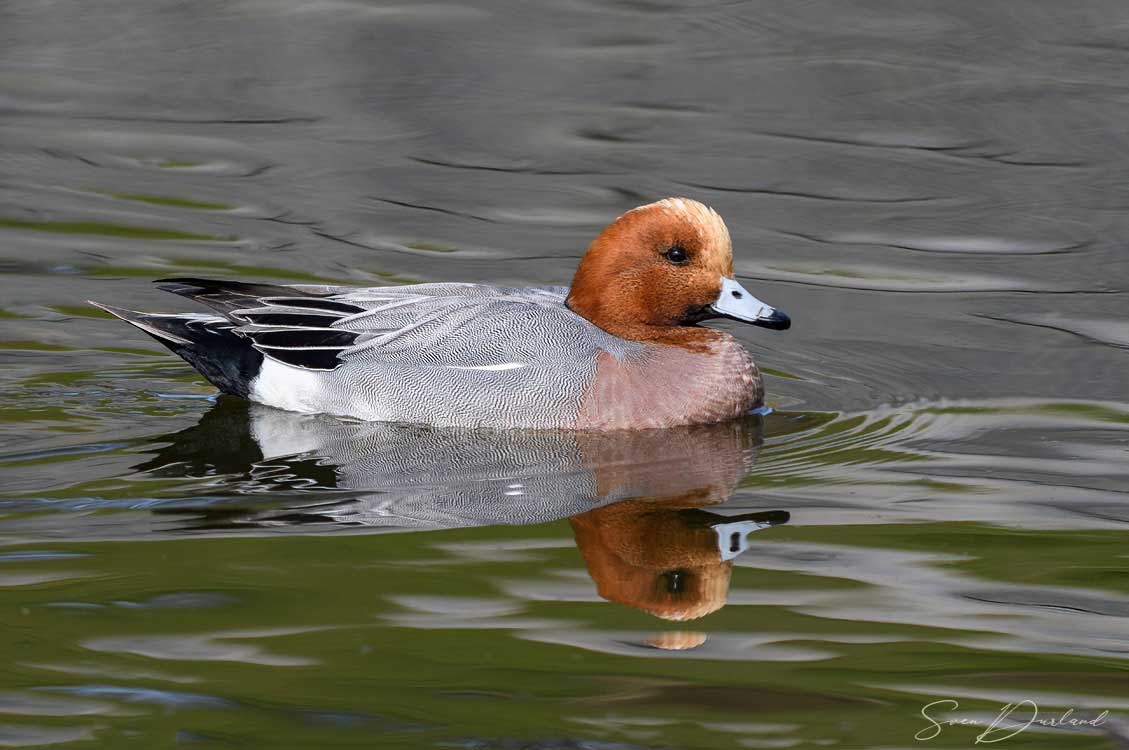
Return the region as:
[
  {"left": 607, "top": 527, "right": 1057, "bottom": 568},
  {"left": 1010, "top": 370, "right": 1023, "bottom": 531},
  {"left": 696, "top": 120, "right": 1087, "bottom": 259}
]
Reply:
[{"left": 88, "top": 301, "right": 263, "bottom": 398}]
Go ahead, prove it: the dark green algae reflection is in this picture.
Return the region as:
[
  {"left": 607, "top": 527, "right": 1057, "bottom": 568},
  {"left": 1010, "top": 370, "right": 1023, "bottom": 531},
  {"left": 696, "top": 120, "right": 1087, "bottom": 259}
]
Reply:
[{"left": 1, "top": 390, "right": 1126, "bottom": 749}]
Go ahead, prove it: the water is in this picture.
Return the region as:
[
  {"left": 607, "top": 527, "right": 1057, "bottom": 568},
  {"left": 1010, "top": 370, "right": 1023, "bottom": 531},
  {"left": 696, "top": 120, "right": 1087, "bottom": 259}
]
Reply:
[{"left": 1, "top": 1, "right": 1128, "bottom": 747}]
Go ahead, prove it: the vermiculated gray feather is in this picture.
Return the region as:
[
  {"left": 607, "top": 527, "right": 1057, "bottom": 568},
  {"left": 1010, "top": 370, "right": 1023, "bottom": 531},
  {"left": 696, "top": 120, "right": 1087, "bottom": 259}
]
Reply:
[{"left": 243, "top": 284, "right": 645, "bottom": 428}]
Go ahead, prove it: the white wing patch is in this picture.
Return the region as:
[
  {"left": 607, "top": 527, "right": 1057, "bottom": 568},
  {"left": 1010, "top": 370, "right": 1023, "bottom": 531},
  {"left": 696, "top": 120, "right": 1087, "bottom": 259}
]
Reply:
[{"left": 445, "top": 363, "right": 527, "bottom": 372}]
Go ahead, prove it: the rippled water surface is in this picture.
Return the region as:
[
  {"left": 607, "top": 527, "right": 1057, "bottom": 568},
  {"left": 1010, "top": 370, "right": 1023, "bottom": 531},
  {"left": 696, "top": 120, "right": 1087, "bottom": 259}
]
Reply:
[{"left": 2, "top": 1, "right": 1128, "bottom": 748}]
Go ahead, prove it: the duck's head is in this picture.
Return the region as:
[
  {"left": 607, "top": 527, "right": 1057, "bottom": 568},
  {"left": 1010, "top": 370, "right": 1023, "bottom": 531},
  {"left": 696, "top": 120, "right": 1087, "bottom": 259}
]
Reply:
[{"left": 566, "top": 198, "right": 790, "bottom": 340}]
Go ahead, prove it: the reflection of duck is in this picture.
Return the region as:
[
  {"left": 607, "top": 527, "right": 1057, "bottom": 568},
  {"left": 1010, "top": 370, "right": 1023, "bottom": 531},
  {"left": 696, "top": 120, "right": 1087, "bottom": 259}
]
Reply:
[
  {"left": 140, "top": 400, "right": 788, "bottom": 620},
  {"left": 141, "top": 400, "right": 771, "bottom": 530},
  {"left": 571, "top": 500, "right": 787, "bottom": 621}
]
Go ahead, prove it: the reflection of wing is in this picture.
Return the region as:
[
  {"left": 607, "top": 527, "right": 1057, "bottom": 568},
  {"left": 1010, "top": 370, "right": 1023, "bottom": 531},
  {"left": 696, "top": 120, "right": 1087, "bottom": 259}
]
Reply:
[
  {"left": 132, "top": 400, "right": 764, "bottom": 531},
  {"left": 249, "top": 405, "right": 599, "bottom": 528},
  {"left": 247, "top": 405, "right": 762, "bottom": 529}
]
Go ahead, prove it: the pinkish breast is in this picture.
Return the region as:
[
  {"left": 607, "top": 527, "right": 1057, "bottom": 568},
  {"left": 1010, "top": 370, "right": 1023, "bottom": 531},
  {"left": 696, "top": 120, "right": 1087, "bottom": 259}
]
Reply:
[{"left": 575, "top": 333, "right": 763, "bottom": 430}]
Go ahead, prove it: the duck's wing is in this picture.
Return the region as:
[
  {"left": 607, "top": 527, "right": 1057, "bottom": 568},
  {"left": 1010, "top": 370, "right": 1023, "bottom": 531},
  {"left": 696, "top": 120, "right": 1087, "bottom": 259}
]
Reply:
[
  {"left": 154, "top": 277, "right": 626, "bottom": 374},
  {"left": 151, "top": 277, "right": 364, "bottom": 370},
  {"left": 94, "top": 277, "right": 648, "bottom": 425}
]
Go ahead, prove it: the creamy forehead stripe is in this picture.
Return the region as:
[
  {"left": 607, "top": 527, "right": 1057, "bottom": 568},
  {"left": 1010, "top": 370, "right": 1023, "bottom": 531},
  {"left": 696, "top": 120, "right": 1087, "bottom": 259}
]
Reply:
[{"left": 625, "top": 197, "right": 731, "bottom": 250}]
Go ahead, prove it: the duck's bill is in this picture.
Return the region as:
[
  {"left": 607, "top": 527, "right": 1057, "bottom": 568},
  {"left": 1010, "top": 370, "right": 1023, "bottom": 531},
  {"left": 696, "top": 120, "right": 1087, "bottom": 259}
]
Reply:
[{"left": 711, "top": 277, "right": 791, "bottom": 330}]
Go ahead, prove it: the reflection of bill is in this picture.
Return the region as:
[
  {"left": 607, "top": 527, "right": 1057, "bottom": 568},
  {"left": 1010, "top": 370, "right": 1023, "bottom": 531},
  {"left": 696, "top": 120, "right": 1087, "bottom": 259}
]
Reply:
[
  {"left": 571, "top": 499, "right": 788, "bottom": 620},
  {"left": 916, "top": 699, "right": 1109, "bottom": 743},
  {"left": 644, "top": 631, "right": 708, "bottom": 650}
]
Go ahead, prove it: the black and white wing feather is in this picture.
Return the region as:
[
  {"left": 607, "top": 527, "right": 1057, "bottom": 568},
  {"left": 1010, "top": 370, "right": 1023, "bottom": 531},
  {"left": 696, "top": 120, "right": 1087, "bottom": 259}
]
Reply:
[
  {"left": 101, "top": 277, "right": 641, "bottom": 426},
  {"left": 157, "top": 277, "right": 369, "bottom": 370}
]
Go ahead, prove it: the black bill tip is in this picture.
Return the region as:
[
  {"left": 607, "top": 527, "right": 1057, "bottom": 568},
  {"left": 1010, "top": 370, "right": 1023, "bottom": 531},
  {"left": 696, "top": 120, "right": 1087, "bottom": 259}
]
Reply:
[{"left": 753, "top": 309, "right": 791, "bottom": 331}]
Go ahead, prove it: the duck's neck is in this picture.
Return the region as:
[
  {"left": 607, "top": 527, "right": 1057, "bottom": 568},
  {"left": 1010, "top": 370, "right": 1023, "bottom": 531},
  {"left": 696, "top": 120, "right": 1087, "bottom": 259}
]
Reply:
[
  {"left": 564, "top": 304, "right": 722, "bottom": 354},
  {"left": 566, "top": 295, "right": 724, "bottom": 351},
  {"left": 623, "top": 324, "right": 728, "bottom": 352}
]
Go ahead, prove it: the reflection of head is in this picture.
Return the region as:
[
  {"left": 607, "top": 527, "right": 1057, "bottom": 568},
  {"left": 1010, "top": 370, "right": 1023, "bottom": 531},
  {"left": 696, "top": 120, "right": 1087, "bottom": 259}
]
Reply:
[{"left": 570, "top": 498, "right": 786, "bottom": 621}]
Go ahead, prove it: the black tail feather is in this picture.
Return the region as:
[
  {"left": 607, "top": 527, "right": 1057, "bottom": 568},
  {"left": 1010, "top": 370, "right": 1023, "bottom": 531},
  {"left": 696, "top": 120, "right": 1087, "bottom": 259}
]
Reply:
[
  {"left": 154, "top": 277, "right": 327, "bottom": 317},
  {"left": 89, "top": 302, "right": 263, "bottom": 397}
]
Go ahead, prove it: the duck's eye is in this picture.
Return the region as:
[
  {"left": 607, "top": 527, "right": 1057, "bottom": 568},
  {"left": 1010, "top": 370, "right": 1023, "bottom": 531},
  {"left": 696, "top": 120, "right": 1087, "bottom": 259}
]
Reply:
[
  {"left": 662, "top": 569, "right": 689, "bottom": 594},
  {"left": 662, "top": 246, "right": 689, "bottom": 265}
]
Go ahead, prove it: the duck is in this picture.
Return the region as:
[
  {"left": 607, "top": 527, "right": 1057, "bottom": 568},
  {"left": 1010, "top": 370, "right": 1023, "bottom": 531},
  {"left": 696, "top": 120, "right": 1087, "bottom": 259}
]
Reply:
[{"left": 91, "top": 197, "right": 790, "bottom": 430}]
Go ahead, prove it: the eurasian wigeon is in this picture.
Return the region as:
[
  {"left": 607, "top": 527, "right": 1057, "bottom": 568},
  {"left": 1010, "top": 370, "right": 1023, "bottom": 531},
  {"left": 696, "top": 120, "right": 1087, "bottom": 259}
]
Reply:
[{"left": 91, "top": 197, "right": 790, "bottom": 430}]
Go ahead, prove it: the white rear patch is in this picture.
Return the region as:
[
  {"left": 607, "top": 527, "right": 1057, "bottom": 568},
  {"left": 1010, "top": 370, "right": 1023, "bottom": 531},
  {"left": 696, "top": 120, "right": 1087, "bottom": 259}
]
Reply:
[{"left": 250, "top": 358, "right": 327, "bottom": 414}]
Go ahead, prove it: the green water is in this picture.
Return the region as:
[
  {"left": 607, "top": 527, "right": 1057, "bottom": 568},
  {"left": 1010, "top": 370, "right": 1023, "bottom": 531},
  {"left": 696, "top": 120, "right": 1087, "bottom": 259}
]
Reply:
[{"left": 2, "top": 385, "right": 1125, "bottom": 748}]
